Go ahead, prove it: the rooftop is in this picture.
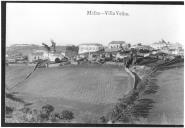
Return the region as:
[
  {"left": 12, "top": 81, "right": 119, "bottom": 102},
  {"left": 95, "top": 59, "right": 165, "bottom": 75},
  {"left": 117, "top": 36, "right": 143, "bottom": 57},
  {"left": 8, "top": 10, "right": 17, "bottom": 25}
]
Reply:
[
  {"left": 109, "top": 41, "right": 126, "bottom": 44},
  {"left": 79, "top": 43, "right": 103, "bottom": 46}
]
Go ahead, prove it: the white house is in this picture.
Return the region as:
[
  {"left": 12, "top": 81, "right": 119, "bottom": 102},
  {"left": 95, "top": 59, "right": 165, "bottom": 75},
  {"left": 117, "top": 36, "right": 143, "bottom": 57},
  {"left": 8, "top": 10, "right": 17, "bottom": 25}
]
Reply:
[
  {"left": 168, "top": 43, "right": 184, "bottom": 55},
  {"left": 48, "top": 53, "right": 64, "bottom": 62},
  {"left": 28, "top": 50, "right": 47, "bottom": 62},
  {"left": 28, "top": 50, "right": 64, "bottom": 62},
  {"left": 78, "top": 43, "right": 104, "bottom": 54},
  {"left": 108, "top": 41, "right": 129, "bottom": 51},
  {"left": 151, "top": 42, "right": 168, "bottom": 50},
  {"left": 168, "top": 43, "right": 183, "bottom": 50},
  {"left": 159, "top": 42, "right": 184, "bottom": 55}
]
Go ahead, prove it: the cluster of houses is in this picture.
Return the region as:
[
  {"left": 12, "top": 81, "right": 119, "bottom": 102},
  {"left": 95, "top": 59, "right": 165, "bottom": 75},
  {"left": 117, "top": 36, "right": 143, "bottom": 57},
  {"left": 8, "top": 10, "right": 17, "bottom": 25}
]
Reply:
[
  {"left": 6, "top": 40, "right": 184, "bottom": 64},
  {"left": 151, "top": 40, "right": 184, "bottom": 56}
]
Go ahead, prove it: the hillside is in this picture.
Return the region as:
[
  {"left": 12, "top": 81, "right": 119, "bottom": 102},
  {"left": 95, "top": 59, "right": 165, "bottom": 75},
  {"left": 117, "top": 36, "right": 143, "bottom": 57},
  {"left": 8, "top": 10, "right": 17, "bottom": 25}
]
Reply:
[
  {"left": 6, "top": 44, "right": 79, "bottom": 57},
  {"left": 6, "top": 44, "right": 43, "bottom": 56}
]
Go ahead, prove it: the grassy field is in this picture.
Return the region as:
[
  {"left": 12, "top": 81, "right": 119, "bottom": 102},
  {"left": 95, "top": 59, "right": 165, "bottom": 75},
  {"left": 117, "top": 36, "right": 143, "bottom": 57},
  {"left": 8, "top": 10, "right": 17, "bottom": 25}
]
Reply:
[
  {"left": 5, "top": 65, "right": 35, "bottom": 89},
  {"left": 11, "top": 64, "right": 132, "bottom": 104},
  {"left": 147, "top": 67, "right": 184, "bottom": 124},
  {"left": 5, "top": 63, "right": 184, "bottom": 124},
  {"left": 6, "top": 64, "right": 132, "bottom": 120}
]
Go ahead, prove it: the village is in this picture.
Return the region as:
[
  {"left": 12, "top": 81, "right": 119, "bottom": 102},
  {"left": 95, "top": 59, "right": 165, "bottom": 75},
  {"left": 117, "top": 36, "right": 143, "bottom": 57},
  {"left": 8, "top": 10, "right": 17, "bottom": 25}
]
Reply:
[
  {"left": 5, "top": 39, "right": 184, "bottom": 124},
  {"left": 5, "top": 39, "right": 184, "bottom": 67},
  {"left": 3, "top": 1, "right": 185, "bottom": 125}
]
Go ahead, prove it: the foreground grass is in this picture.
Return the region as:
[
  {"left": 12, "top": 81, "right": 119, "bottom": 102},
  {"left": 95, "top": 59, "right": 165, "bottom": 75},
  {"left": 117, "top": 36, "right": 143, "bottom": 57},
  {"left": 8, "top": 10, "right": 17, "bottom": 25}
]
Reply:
[{"left": 5, "top": 94, "right": 75, "bottom": 123}]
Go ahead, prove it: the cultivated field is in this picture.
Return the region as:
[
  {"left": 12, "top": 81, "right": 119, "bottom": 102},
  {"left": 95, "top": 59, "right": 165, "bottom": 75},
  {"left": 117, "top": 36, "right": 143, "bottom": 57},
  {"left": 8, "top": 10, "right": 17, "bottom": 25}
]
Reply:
[
  {"left": 6, "top": 64, "right": 34, "bottom": 89},
  {"left": 10, "top": 64, "right": 132, "bottom": 104},
  {"left": 6, "top": 64, "right": 132, "bottom": 117}
]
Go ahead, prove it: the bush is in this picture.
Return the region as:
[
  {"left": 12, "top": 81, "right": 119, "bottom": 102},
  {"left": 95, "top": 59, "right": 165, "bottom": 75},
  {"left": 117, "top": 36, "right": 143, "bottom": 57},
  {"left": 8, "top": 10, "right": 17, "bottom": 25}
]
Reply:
[
  {"left": 5, "top": 106, "right": 14, "bottom": 115},
  {"left": 49, "top": 112, "right": 58, "bottom": 122},
  {"left": 39, "top": 113, "right": 49, "bottom": 122},
  {"left": 58, "top": 110, "right": 74, "bottom": 120},
  {"left": 21, "top": 107, "right": 31, "bottom": 114},
  {"left": 39, "top": 104, "right": 55, "bottom": 122},
  {"left": 5, "top": 104, "right": 64, "bottom": 123},
  {"left": 55, "top": 58, "right": 61, "bottom": 63},
  {"left": 100, "top": 116, "right": 107, "bottom": 123},
  {"left": 41, "top": 104, "right": 54, "bottom": 115}
]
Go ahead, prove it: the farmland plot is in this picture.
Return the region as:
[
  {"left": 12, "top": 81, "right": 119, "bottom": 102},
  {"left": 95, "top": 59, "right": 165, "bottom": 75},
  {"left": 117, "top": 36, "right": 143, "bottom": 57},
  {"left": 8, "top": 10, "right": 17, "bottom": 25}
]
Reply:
[
  {"left": 5, "top": 65, "right": 35, "bottom": 89},
  {"left": 5, "top": 64, "right": 133, "bottom": 121},
  {"left": 11, "top": 64, "right": 132, "bottom": 105}
]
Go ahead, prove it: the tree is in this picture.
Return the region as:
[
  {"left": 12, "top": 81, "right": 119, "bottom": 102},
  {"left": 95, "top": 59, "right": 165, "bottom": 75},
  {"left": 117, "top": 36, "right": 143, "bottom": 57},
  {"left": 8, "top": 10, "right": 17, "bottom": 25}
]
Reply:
[
  {"left": 58, "top": 110, "right": 74, "bottom": 120},
  {"left": 39, "top": 104, "right": 55, "bottom": 122},
  {"left": 41, "top": 104, "right": 55, "bottom": 115},
  {"left": 55, "top": 58, "right": 61, "bottom": 63}
]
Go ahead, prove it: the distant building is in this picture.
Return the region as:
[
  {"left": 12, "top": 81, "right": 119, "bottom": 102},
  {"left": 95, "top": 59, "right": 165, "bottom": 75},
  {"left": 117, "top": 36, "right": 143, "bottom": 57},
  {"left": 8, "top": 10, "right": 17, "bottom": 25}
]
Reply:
[
  {"left": 151, "top": 40, "right": 169, "bottom": 50},
  {"left": 108, "top": 41, "right": 129, "bottom": 51},
  {"left": 130, "top": 43, "right": 153, "bottom": 51},
  {"left": 168, "top": 43, "right": 183, "bottom": 50},
  {"left": 28, "top": 50, "right": 48, "bottom": 62},
  {"left": 163, "top": 43, "right": 184, "bottom": 55},
  {"left": 28, "top": 50, "right": 64, "bottom": 62},
  {"left": 178, "top": 49, "right": 184, "bottom": 56},
  {"left": 78, "top": 43, "right": 104, "bottom": 54},
  {"left": 151, "top": 50, "right": 158, "bottom": 55},
  {"left": 59, "top": 45, "right": 78, "bottom": 58},
  {"left": 136, "top": 45, "right": 154, "bottom": 51},
  {"left": 6, "top": 53, "right": 16, "bottom": 63}
]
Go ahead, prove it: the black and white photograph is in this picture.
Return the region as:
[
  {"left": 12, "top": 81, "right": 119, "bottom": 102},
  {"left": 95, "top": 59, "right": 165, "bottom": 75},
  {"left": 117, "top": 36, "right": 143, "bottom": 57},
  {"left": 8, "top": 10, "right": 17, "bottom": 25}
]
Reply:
[{"left": 2, "top": 1, "right": 184, "bottom": 126}]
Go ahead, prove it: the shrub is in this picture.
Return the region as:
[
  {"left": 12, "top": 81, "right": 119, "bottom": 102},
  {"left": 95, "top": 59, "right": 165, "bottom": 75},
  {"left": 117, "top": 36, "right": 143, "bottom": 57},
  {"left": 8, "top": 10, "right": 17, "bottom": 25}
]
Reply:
[
  {"left": 5, "top": 106, "right": 14, "bottom": 116},
  {"left": 38, "top": 104, "right": 55, "bottom": 122},
  {"left": 39, "top": 113, "right": 49, "bottom": 122},
  {"left": 48, "top": 112, "right": 59, "bottom": 122},
  {"left": 55, "top": 58, "right": 61, "bottom": 63},
  {"left": 58, "top": 110, "right": 74, "bottom": 120},
  {"left": 41, "top": 104, "right": 54, "bottom": 115},
  {"left": 5, "top": 104, "right": 61, "bottom": 123},
  {"left": 99, "top": 116, "right": 107, "bottom": 123},
  {"left": 21, "top": 107, "right": 31, "bottom": 114}
]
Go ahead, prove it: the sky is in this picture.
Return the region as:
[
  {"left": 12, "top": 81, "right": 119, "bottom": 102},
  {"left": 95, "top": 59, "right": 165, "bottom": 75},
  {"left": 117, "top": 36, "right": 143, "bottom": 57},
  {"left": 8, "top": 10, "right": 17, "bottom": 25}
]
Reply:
[{"left": 6, "top": 3, "right": 185, "bottom": 46}]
